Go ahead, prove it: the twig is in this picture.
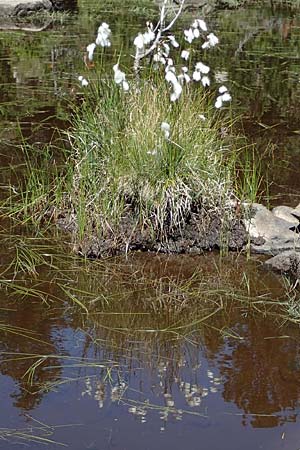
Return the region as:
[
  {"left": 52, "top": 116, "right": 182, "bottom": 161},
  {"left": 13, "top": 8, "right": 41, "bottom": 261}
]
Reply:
[{"left": 133, "top": 0, "right": 185, "bottom": 75}]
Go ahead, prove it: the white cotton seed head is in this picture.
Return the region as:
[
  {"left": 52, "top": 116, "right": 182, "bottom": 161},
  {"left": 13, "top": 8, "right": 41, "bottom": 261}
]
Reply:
[
  {"left": 78, "top": 75, "right": 88, "bottom": 86},
  {"left": 169, "top": 35, "right": 179, "bottom": 48},
  {"left": 170, "top": 82, "right": 182, "bottom": 102},
  {"left": 134, "top": 33, "right": 145, "bottom": 49},
  {"left": 114, "top": 71, "right": 124, "bottom": 84},
  {"left": 192, "top": 19, "right": 207, "bottom": 32},
  {"left": 184, "top": 28, "right": 194, "bottom": 44},
  {"left": 192, "top": 70, "right": 201, "bottom": 82},
  {"left": 122, "top": 80, "right": 129, "bottom": 91},
  {"left": 208, "top": 33, "right": 219, "bottom": 47},
  {"left": 153, "top": 53, "right": 166, "bottom": 65},
  {"left": 181, "top": 50, "right": 190, "bottom": 61},
  {"left": 221, "top": 92, "right": 232, "bottom": 102},
  {"left": 165, "top": 70, "right": 178, "bottom": 85},
  {"left": 201, "top": 76, "right": 210, "bottom": 87},
  {"left": 96, "top": 22, "right": 111, "bottom": 47},
  {"left": 215, "top": 96, "right": 223, "bottom": 109},
  {"left": 163, "top": 43, "right": 170, "bottom": 56},
  {"left": 86, "top": 43, "right": 96, "bottom": 61},
  {"left": 193, "top": 28, "right": 200, "bottom": 39},
  {"left": 143, "top": 30, "right": 155, "bottom": 45},
  {"left": 198, "top": 19, "right": 207, "bottom": 32},
  {"left": 195, "top": 61, "right": 210, "bottom": 74},
  {"left": 219, "top": 85, "right": 228, "bottom": 94},
  {"left": 113, "top": 64, "right": 126, "bottom": 85},
  {"left": 161, "top": 122, "right": 171, "bottom": 139}
]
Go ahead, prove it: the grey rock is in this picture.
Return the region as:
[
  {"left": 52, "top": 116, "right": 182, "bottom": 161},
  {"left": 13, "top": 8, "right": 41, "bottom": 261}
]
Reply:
[
  {"left": 264, "top": 251, "right": 300, "bottom": 278},
  {"left": 243, "top": 203, "right": 300, "bottom": 255},
  {"left": 0, "top": 0, "right": 51, "bottom": 16},
  {"left": 0, "top": 0, "right": 76, "bottom": 17},
  {"left": 272, "top": 205, "right": 300, "bottom": 226}
]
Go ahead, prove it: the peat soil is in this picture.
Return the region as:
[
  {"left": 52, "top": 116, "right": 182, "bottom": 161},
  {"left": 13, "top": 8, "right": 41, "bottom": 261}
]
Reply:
[{"left": 55, "top": 207, "right": 247, "bottom": 258}]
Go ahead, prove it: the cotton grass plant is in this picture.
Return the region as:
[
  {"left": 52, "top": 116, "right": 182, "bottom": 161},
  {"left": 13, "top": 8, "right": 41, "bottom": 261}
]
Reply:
[
  {"left": 5, "top": 0, "right": 250, "bottom": 254},
  {"left": 69, "top": 79, "right": 234, "bottom": 240},
  {"left": 63, "top": 0, "right": 239, "bottom": 248}
]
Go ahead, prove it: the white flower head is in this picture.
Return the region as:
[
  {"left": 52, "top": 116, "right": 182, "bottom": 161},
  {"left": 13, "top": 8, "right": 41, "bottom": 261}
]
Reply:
[
  {"left": 202, "top": 33, "right": 219, "bottom": 49},
  {"left": 193, "top": 28, "right": 200, "bottom": 39},
  {"left": 165, "top": 70, "right": 178, "bottom": 85},
  {"left": 78, "top": 75, "right": 89, "bottom": 87},
  {"left": 134, "top": 33, "right": 145, "bottom": 50},
  {"left": 181, "top": 50, "right": 190, "bottom": 61},
  {"left": 122, "top": 80, "right": 129, "bottom": 91},
  {"left": 184, "top": 28, "right": 194, "bottom": 44},
  {"left": 170, "top": 82, "right": 182, "bottom": 102},
  {"left": 161, "top": 122, "right": 171, "bottom": 139},
  {"left": 178, "top": 69, "right": 191, "bottom": 85},
  {"left": 143, "top": 29, "right": 155, "bottom": 45},
  {"left": 113, "top": 64, "right": 129, "bottom": 91},
  {"left": 221, "top": 92, "right": 231, "bottom": 102},
  {"left": 147, "top": 149, "right": 157, "bottom": 156},
  {"left": 168, "top": 35, "right": 179, "bottom": 48},
  {"left": 208, "top": 33, "right": 219, "bottom": 46},
  {"left": 96, "top": 22, "right": 111, "bottom": 47},
  {"left": 153, "top": 51, "right": 166, "bottom": 65},
  {"left": 86, "top": 43, "right": 96, "bottom": 61},
  {"left": 183, "top": 73, "right": 191, "bottom": 83},
  {"left": 192, "top": 19, "right": 207, "bottom": 32},
  {"left": 192, "top": 70, "right": 201, "bottom": 82},
  {"left": 215, "top": 89, "right": 232, "bottom": 109},
  {"left": 163, "top": 43, "right": 170, "bottom": 57},
  {"left": 201, "top": 76, "right": 210, "bottom": 87},
  {"left": 215, "top": 96, "right": 223, "bottom": 109},
  {"left": 195, "top": 61, "right": 210, "bottom": 74},
  {"left": 219, "top": 85, "right": 228, "bottom": 94},
  {"left": 198, "top": 19, "right": 208, "bottom": 32}
]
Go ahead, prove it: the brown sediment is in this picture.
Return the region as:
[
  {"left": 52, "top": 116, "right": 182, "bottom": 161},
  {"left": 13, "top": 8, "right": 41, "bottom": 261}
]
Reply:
[{"left": 54, "top": 207, "right": 247, "bottom": 258}]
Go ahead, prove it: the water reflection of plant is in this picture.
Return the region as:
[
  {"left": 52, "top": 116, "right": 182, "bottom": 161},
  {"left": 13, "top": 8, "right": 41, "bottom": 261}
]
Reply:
[{"left": 2, "top": 232, "right": 300, "bottom": 432}]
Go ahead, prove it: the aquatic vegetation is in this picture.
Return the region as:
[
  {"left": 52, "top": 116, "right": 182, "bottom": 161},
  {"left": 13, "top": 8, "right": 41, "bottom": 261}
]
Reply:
[{"left": 0, "top": 423, "right": 70, "bottom": 446}]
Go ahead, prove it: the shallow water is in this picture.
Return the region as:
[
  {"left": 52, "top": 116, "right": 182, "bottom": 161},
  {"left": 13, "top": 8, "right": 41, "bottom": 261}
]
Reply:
[{"left": 1, "top": 1, "right": 300, "bottom": 449}]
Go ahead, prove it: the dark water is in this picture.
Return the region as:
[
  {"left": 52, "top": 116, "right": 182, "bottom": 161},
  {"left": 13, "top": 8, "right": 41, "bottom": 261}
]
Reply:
[{"left": 1, "top": 1, "right": 300, "bottom": 449}]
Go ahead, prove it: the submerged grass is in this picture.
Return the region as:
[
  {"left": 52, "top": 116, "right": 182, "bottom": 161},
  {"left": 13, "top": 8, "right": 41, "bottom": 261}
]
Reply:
[{"left": 0, "top": 421, "right": 77, "bottom": 447}]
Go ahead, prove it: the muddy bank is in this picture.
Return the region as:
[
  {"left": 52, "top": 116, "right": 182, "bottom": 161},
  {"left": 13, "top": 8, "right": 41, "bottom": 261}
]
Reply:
[
  {"left": 54, "top": 207, "right": 247, "bottom": 258},
  {"left": 55, "top": 201, "right": 300, "bottom": 284}
]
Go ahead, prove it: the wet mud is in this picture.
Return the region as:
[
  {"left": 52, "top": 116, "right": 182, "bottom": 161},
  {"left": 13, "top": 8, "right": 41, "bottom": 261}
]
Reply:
[{"left": 55, "top": 207, "right": 247, "bottom": 257}]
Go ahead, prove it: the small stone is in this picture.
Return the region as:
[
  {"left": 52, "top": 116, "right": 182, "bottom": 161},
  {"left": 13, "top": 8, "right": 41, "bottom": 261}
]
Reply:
[
  {"left": 272, "top": 206, "right": 300, "bottom": 225},
  {"left": 264, "top": 251, "right": 300, "bottom": 279}
]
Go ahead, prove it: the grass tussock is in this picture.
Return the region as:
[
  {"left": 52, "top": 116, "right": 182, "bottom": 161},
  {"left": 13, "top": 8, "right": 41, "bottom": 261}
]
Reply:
[{"left": 66, "top": 79, "right": 237, "bottom": 241}]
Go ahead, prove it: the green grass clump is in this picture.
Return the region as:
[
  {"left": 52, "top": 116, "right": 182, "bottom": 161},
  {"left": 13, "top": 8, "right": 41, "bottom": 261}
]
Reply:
[{"left": 66, "top": 78, "right": 235, "bottom": 240}]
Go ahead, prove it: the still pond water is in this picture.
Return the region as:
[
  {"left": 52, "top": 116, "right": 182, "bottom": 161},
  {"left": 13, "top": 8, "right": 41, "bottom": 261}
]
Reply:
[{"left": 0, "top": 1, "right": 300, "bottom": 449}]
